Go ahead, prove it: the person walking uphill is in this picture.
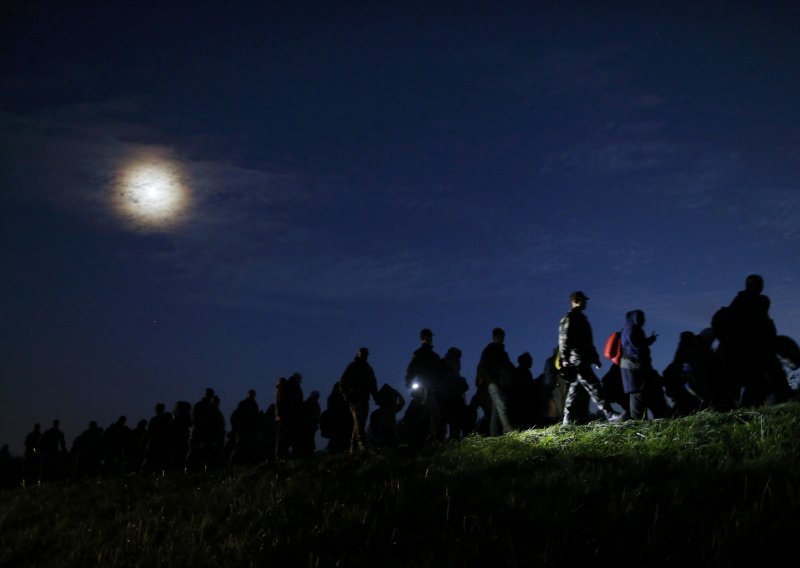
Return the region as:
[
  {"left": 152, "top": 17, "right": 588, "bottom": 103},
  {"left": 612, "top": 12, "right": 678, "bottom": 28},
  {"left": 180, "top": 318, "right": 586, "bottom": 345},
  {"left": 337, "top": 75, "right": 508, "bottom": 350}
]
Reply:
[
  {"left": 476, "top": 327, "right": 516, "bottom": 435},
  {"left": 620, "top": 310, "right": 668, "bottom": 420},
  {"left": 558, "top": 291, "right": 625, "bottom": 425},
  {"left": 339, "top": 347, "right": 379, "bottom": 452}
]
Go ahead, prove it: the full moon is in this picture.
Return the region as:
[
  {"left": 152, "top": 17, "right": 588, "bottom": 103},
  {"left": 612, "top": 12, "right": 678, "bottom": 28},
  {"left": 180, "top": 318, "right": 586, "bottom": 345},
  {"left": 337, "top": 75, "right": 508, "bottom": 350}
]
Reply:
[{"left": 111, "top": 154, "right": 190, "bottom": 231}]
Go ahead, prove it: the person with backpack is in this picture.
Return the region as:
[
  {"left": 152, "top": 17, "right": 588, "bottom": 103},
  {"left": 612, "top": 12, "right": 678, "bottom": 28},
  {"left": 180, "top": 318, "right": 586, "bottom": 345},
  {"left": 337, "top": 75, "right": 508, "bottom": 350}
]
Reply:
[
  {"left": 558, "top": 291, "right": 625, "bottom": 426},
  {"left": 620, "top": 310, "right": 669, "bottom": 420}
]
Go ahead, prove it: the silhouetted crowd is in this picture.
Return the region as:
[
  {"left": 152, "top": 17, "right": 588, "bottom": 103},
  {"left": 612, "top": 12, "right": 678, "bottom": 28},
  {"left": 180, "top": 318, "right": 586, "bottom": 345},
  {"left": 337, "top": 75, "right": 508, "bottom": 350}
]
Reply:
[{"left": 2, "top": 274, "right": 799, "bottom": 488}]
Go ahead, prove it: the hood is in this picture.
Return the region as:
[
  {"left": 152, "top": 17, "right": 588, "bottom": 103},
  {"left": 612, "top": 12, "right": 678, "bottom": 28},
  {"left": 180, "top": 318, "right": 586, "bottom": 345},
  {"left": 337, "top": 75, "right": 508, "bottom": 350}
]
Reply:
[{"left": 626, "top": 309, "right": 645, "bottom": 327}]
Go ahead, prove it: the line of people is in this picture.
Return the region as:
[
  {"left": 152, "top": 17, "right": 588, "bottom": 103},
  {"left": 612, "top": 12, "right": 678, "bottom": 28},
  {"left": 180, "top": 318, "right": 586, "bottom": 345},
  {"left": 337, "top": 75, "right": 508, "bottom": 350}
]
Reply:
[{"left": 8, "top": 275, "right": 800, "bottom": 486}]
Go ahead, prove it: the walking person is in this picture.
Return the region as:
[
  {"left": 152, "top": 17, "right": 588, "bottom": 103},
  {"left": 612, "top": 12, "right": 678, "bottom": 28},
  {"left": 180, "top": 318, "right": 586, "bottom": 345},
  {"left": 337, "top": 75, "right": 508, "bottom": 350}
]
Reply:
[
  {"left": 558, "top": 291, "right": 625, "bottom": 425},
  {"left": 476, "top": 327, "right": 516, "bottom": 435},
  {"left": 339, "top": 347, "right": 378, "bottom": 452},
  {"left": 620, "top": 310, "right": 668, "bottom": 419}
]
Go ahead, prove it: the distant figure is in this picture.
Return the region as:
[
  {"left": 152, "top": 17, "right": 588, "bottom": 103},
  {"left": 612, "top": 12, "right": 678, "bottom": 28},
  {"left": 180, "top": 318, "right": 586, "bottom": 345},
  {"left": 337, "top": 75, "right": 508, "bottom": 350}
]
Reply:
[
  {"left": 368, "top": 383, "right": 406, "bottom": 448},
  {"left": 23, "top": 423, "right": 42, "bottom": 485},
  {"left": 509, "top": 352, "right": 537, "bottom": 429},
  {"left": 403, "top": 328, "right": 446, "bottom": 445},
  {"left": 70, "top": 421, "right": 104, "bottom": 479},
  {"left": 170, "top": 401, "right": 192, "bottom": 469},
  {"left": 558, "top": 291, "right": 625, "bottom": 425},
  {"left": 663, "top": 331, "right": 713, "bottom": 415},
  {"left": 275, "top": 373, "right": 304, "bottom": 459},
  {"left": 229, "top": 389, "right": 261, "bottom": 465},
  {"left": 187, "top": 388, "right": 219, "bottom": 470},
  {"left": 142, "top": 403, "right": 173, "bottom": 474},
  {"left": 714, "top": 274, "right": 792, "bottom": 407},
  {"left": 128, "top": 418, "right": 148, "bottom": 473},
  {"left": 39, "top": 419, "right": 67, "bottom": 482},
  {"left": 339, "top": 347, "right": 379, "bottom": 452},
  {"left": 476, "top": 327, "right": 516, "bottom": 436},
  {"left": 319, "top": 381, "right": 352, "bottom": 454},
  {"left": 102, "top": 415, "right": 130, "bottom": 475},
  {"left": 439, "top": 347, "right": 469, "bottom": 441},
  {"left": 620, "top": 310, "right": 668, "bottom": 420},
  {"left": 297, "top": 390, "right": 322, "bottom": 457}
]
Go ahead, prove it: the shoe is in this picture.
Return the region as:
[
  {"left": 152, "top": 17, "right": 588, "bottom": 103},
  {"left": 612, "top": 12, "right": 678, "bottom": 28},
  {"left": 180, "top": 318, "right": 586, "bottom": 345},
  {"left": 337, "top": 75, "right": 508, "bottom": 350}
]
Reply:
[{"left": 607, "top": 411, "right": 626, "bottom": 423}]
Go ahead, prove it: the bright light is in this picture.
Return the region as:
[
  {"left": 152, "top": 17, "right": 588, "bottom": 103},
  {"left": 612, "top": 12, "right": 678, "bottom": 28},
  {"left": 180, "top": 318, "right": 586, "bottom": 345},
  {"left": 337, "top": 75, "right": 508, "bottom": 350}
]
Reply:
[
  {"left": 411, "top": 381, "right": 421, "bottom": 391},
  {"left": 111, "top": 153, "right": 190, "bottom": 231}
]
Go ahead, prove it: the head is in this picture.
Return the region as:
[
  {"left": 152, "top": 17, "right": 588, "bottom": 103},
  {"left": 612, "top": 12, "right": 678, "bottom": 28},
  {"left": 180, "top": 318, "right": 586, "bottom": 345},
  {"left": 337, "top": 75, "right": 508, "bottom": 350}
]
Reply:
[
  {"left": 492, "top": 327, "right": 506, "bottom": 343},
  {"left": 745, "top": 274, "right": 764, "bottom": 294},
  {"left": 309, "top": 390, "right": 320, "bottom": 402},
  {"left": 445, "top": 347, "right": 462, "bottom": 371},
  {"left": 626, "top": 309, "right": 645, "bottom": 327},
  {"left": 155, "top": 402, "right": 166, "bottom": 414},
  {"left": 204, "top": 387, "right": 215, "bottom": 399},
  {"left": 570, "top": 291, "right": 589, "bottom": 310},
  {"left": 518, "top": 352, "right": 533, "bottom": 369},
  {"left": 420, "top": 328, "right": 434, "bottom": 345},
  {"left": 357, "top": 347, "right": 370, "bottom": 359},
  {"left": 698, "top": 327, "right": 715, "bottom": 345},
  {"left": 247, "top": 389, "right": 256, "bottom": 399}
]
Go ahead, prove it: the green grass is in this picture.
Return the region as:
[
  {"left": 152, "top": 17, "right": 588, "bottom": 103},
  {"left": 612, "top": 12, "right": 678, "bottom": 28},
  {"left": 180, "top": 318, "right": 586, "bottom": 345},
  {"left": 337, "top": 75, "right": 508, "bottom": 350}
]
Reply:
[{"left": 3, "top": 403, "right": 800, "bottom": 567}]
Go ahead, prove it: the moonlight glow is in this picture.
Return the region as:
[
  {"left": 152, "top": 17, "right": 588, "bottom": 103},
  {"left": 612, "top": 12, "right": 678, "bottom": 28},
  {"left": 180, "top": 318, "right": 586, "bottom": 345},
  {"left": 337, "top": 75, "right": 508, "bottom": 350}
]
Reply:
[{"left": 112, "top": 155, "right": 190, "bottom": 231}]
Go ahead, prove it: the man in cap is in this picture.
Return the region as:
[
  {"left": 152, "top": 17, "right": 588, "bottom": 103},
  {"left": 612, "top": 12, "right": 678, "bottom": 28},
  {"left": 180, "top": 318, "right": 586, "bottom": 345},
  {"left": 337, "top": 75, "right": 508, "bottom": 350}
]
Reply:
[{"left": 558, "top": 291, "right": 625, "bottom": 425}]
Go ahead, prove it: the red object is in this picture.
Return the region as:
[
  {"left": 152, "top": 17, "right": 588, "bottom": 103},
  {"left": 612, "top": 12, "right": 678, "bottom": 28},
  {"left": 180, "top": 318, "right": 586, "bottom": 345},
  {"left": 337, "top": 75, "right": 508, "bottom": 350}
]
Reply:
[{"left": 604, "top": 331, "right": 622, "bottom": 366}]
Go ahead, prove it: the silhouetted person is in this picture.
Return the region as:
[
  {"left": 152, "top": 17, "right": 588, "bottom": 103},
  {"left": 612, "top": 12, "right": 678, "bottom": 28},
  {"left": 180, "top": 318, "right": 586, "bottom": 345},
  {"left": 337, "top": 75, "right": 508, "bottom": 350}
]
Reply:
[
  {"left": 23, "top": 423, "right": 42, "bottom": 485},
  {"left": 297, "top": 390, "right": 321, "bottom": 457},
  {"left": 476, "top": 328, "right": 516, "bottom": 435},
  {"left": 39, "top": 419, "right": 67, "bottom": 482},
  {"left": 142, "top": 403, "right": 173, "bottom": 474},
  {"left": 70, "top": 421, "right": 103, "bottom": 479},
  {"left": 171, "top": 401, "right": 192, "bottom": 470},
  {"left": 261, "top": 403, "right": 278, "bottom": 462},
  {"left": 663, "top": 331, "right": 712, "bottom": 415},
  {"left": 715, "top": 274, "right": 793, "bottom": 407},
  {"left": 368, "top": 383, "right": 406, "bottom": 448},
  {"left": 209, "top": 394, "right": 226, "bottom": 467},
  {"left": 403, "top": 328, "right": 446, "bottom": 443},
  {"left": 339, "top": 347, "right": 379, "bottom": 452},
  {"left": 320, "top": 382, "right": 352, "bottom": 455},
  {"left": 128, "top": 418, "right": 148, "bottom": 473},
  {"left": 620, "top": 310, "right": 668, "bottom": 420},
  {"left": 440, "top": 347, "right": 469, "bottom": 441},
  {"left": 229, "top": 389, "right": 260, "bottom": 465},
  {"left": 102, "top": 415, "right": 130, "bottom": 475},
  {"left": 187, "top": 388, "right": 217, "bottom": 470},
  {"left": 558, "top": 291, "right": 625, "bottom": 425},
  {"left": 275, "top": 373, "right": 304, "bottom": 459}
]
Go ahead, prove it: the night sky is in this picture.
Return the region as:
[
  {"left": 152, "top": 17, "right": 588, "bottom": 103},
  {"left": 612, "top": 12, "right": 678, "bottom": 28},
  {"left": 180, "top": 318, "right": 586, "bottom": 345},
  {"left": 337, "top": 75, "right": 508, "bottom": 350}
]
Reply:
[{"left": 2, "top": 1, "right": 799, "bottom": 454}]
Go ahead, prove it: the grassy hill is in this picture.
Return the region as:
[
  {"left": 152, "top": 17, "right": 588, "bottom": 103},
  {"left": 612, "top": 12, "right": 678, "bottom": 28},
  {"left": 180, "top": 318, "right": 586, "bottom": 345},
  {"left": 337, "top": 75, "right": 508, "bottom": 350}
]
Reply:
[{"left": 3, "top": 403, "right": 800, "bottom": 567}]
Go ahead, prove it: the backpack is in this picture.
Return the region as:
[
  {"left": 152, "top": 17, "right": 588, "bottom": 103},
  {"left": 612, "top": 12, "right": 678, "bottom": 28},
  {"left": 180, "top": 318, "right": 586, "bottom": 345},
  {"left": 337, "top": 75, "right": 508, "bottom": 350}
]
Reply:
[{"left": 604, "top": 331, "right": 622, "bottom": 366}]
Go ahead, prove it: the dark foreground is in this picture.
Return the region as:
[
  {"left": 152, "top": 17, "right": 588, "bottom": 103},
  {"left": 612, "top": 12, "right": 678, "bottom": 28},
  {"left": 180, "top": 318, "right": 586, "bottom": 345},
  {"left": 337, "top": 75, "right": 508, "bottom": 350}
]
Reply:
[{"left": 2, "top": 403, "right": 800, "bottom": 567}]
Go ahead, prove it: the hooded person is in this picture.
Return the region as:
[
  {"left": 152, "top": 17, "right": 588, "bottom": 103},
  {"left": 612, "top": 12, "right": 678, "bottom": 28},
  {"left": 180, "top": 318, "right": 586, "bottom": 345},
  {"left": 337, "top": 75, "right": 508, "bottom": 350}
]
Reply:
[{"left": 620, "top": 309, "right": 668, "bottom": 420}]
